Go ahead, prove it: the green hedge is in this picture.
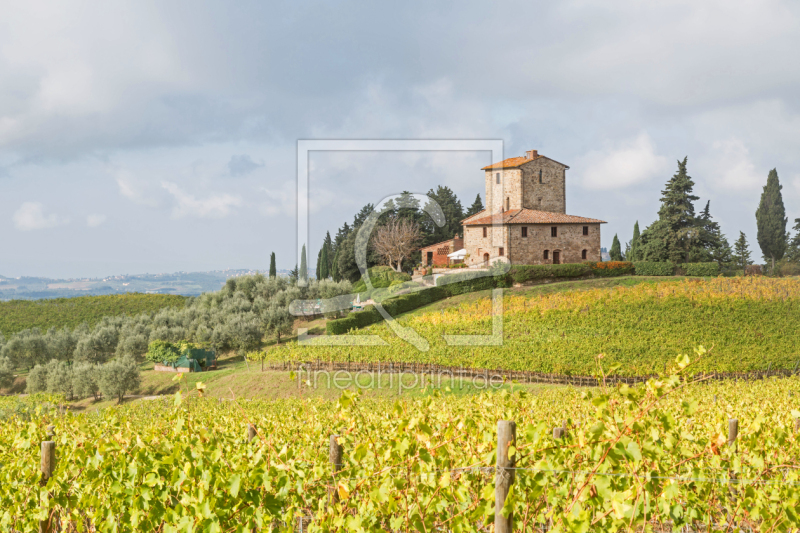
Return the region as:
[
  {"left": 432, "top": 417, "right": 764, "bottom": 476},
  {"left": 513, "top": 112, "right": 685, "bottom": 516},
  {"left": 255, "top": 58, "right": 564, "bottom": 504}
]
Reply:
[
  {"left": 682, "top": 262, "right": 720, "bottom": 277},
  {"left": 634, "top": 262, "right": 676, "bottom": 276},
  {"left": 507, "top": 263, "right": 590, "bottom": 283},
  {"left": 352, "top": 266, "right": 412, "bottom": 293}
]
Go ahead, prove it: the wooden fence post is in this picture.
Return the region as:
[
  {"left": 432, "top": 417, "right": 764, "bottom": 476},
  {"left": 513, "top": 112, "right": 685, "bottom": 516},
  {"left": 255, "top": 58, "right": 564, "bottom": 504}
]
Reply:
[
  {"left": 329, "top": 435, "right": 344, "bottom": 506},
  {"left": 795, "top": 417, "right": 800, "bottom": 434},
  {"left": 247, "top": 424, "right": 257, "bottom": 442},
  {"left": 495, "top": 420, "right": 516, "bottom": 533},
  {"left": 727, "top": 419, "right": 738, "bottom": 451},
  {"left": 40, "top": 440, "right": 56, "bottom": 533}
]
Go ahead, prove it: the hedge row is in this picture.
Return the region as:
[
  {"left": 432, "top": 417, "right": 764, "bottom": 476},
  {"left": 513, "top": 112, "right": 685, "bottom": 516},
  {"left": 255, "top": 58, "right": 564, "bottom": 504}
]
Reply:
[
  {"left": 633, "top": 261, "right": 720, "bottom": 277},
  {"left": 327, "top": 261, "right": 721, "bottom": 334}
]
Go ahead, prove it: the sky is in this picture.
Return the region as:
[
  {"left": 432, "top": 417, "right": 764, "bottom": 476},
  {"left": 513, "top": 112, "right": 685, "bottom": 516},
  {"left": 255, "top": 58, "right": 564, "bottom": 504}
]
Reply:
[{"left": 1, "top": 0, "right": 799, "bottom": 278}]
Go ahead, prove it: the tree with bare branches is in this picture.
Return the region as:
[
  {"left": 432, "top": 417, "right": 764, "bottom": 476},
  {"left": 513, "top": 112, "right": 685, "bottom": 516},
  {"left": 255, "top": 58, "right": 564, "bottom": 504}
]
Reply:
[{"left": 371, "top": 217, "right": 421, "bottom": 272}]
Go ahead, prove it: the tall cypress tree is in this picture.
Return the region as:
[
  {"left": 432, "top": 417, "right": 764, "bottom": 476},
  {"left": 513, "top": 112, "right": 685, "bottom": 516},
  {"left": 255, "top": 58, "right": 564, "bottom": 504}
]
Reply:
[
  {"left": 323, "top": 231, "right": 333, "bottom": 274},
  {"left": 610, "top": 234, "right": 624, "bottom": 261},
  {"left": 299, "top": 245, "right": 308, "bottom": 283},
  {"left": 315, "top": 248, "right": 322, "bottom": 280},
  {"left": 466, "top": 194, "right": 484, "bottom": 217},
  {"left": 268, "top": 252, "right": 277, "bottom": 278},
  {"left": 628, "top": 221, "right": 641, "bottom": 261},
  {"left": 331, "top": 248, "right": 341, "bottom": 282},
  {"left": 755, "top": 168, "right": 788, "bottom": 271},
  {"left": 319, "top": 244, "right": 330, "bottom": 280},
  {"left": 733, "top": 231, "right": 753, "bottom": 276}
]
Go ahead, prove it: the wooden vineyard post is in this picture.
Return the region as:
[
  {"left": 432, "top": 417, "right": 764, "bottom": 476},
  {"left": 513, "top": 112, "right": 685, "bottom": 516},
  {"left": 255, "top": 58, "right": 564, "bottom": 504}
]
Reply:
[
  {"left": 553, "top": 421, "right": 566, "bottom": 440},
  {"left": 495, "top": 420, "right": 516, "bottom": 533},
  {"left": 728, "top": 418, "right": 739, "bottom": 523},
  {"left": 329, "top": 435, "right": 344, "bottom": 506},
  {"left": 40, "top": 439, "right": 56, "bottom": 533},
  {"left": 246, "top": 424, "right": 257, "bottom": 442}
]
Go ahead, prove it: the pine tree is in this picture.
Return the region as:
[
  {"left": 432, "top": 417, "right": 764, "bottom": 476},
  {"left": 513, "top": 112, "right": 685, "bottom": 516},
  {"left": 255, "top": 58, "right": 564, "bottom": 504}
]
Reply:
[
  {"left": 289, "top": 265, "right": 299, "bottom": 284},
  {"left": 628, "top": 221, "right": 641, "bottom": 261},
  {"left": 733, "top": 231, "right": 753, "bottom": 276},
  {"left": 698, "top": 201, "right": 732, "bottom": 265},
  {"left": 422, "top": 186, "right": 464, "bottom": 246},
  {"left": 755, "top": 168, "right": 788, "bottom": 271},
  {"left": 268, "top": 252, "right": 277, "bottom": 278},
  {"left": 299, "top": 245, "right": 308, "bottom": 283},
  {"left": 787, "top": 219, "right": 800, "bottom": 263},
  {"left": 638, "top": 157, "right": 702, "bottom": 262},
  {"left": 353, "top": 204, "right": 375, "bottom": 227},
  {"left": 610, "top": 234, "right": 624, "bottom": 261},
  {"left": 466, "top": 194, "right": 484, "bottom": 217}
]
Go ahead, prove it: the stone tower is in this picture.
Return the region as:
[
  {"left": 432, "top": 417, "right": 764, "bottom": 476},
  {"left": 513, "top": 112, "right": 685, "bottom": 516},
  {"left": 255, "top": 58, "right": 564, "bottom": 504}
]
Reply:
[{"left": 483, "top": 149, "right": 568, "bottom": 214}]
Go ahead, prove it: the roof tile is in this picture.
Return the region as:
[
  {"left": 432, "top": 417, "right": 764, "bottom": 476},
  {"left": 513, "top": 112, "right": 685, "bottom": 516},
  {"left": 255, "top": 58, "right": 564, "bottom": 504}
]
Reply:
[{"left": 463, "top": 209, "right": 606, "bottom": 225}]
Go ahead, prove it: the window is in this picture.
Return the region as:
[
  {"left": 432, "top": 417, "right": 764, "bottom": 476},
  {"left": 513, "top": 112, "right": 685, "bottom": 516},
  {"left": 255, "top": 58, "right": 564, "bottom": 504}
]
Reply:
[
  {"left": 551, "top": 226, "right": 558, "bottom": 237},
  {"left": 499, "top": 247, "right": 504, "bottom": 257},
  {"left": 543, "top": 250, "right": 549, "bottom": 260},
  {"left": 582, "top": 249, "right": 587, "bottom": 260},
  {"left": 482, "top": 226, "right": 487, "bottom": 238},
  {"left": 539, "top": 170, "right": 543, "bottom": 184},
  {"left": 496, "top": 173, "right": 500, "bottom": 184},
  {"left": 506, "top": 197, "right": 510, "bottom": 211},
  {"left": 521, "top": 227, "right": 528, "bottom": 238},
  {"left": 583, "top": 226, "right": 589, "bottom": 236}
]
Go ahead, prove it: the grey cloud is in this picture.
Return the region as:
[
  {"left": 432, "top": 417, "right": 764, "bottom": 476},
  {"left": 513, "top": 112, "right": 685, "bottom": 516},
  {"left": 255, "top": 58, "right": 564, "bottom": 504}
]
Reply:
[{"left": 228, "top": 154, "right": 263, "bottom": 177}]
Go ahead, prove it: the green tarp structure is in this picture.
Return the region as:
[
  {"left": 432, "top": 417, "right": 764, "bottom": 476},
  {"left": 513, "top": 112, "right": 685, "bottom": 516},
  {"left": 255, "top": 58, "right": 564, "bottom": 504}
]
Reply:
[{"left": 168, "top": 347, "right": 216, "bottom": 372}]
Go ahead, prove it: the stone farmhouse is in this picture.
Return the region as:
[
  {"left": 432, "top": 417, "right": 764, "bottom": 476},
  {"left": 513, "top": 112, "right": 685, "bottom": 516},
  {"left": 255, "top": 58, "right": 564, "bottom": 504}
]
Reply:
[{"left": 461, "top": 150, "right": 605, "bottom": 266}]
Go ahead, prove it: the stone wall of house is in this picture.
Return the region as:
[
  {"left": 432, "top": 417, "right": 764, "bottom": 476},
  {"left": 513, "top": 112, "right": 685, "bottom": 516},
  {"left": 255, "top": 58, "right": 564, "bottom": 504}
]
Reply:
[
  {"left": 519, "top": 158, "right": 567, "bottom": 213},
  {"left": 464, "top": 224, "right": 509, "bottom": 266},
  {"left": 485, "top": 168, "right": 523, "bottom": 214},
  {"left": 507, "top": 223, "right": 601, "bottom": 264}
]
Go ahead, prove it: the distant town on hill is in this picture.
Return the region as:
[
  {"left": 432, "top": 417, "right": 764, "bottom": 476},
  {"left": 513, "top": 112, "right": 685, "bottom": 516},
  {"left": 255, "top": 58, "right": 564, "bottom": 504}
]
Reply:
[{"left": 0, "top": 269, "right": 294, "bottom": 300}]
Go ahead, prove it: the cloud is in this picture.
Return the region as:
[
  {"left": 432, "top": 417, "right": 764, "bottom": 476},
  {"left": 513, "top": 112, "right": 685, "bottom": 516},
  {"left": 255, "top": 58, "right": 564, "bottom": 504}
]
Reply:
[
  {"left": 228, "top": 154, "right": 263, "bottom": 177},
  {"left": 705, "top": 139, "right": 762, "bottom": 192},
  {"left": 115, "top": 171, "right": 164, "bottom": 207},
  {"left": 86, "top": 214, "right": 107, "bottom": 227},
  {"left": 162, "top": 182, "right": 242, "bottom": 219},
  {"left": 259, "top": 184, "right": 294, "bottom": 217},
  {"left": 12, "top": 202, "right": 68, "bottom": 230},
  {"left": 577, "top": 133, "right": 667, "bottom": 190}
]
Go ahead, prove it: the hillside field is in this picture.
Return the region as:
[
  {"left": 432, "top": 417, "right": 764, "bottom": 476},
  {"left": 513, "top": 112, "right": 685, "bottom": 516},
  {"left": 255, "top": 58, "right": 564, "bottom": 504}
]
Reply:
[
  {"left": 277, "top": 276, "right": 800, "bottom": 375},
  {"left": 0, "top": 293, "right": 186, "bottom": 336},
  {"left": 2, "top": 371, "right": 799, "bottom": 531}
]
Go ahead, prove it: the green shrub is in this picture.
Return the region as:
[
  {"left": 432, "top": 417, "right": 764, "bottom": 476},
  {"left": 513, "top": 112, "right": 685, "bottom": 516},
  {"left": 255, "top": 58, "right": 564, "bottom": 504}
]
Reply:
[
  {"left": 589, "top": 261, "right": 635, "bottom": 277},
  {"left": 507, "top": 263, "right": 591, "bottom": 284},
  {"left": 352, "top": 266, "right": 412, "bottom": 292},
  {"left": 634, "top": 262, "right": 676, "bottom": 276},
  {"left": 145, "top": 340, "right": 181, "bottom": 364},
  {"left": 682, "top": 262, "right": 720, "bottom": 277}
]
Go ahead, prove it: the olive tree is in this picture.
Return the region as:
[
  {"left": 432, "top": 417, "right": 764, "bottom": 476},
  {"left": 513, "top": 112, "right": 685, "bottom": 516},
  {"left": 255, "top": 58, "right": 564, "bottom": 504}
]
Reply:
[
  {"left": 98, "top": 356, "right": 141, "bottom": 404},
  {"left": 73, "top": 363, "right": 101, "bottom": 400},
  {"left": 0, "top": 356, "right": 14, "bottom": 389},
  {"left": 46, "top": 361, "right": 74, "bottom": 400}
]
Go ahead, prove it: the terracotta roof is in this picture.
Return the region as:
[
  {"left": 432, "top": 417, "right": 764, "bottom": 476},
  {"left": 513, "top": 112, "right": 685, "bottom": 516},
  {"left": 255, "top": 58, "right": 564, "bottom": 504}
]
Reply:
[
  {"left": 463, "top": 209, "right": 606, "bottom": 225},
  {"left": 481, "top": 152, "right": 570, "bottom": 170},
  {"left": 419, "top": 236, "right": 460, "bottom": 251},
  {"left": 460, "top": 209, "right": 487, "bottom": 224}
]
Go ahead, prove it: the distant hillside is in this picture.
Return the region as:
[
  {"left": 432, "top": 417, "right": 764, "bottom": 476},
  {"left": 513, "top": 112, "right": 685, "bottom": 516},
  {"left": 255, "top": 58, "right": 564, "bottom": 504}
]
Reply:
[
  {"left": 0, "top": 293, "right": 186, "bottom": 336},
  {"left": 0, "top": 269, "right": 278, "bottom": 301}
]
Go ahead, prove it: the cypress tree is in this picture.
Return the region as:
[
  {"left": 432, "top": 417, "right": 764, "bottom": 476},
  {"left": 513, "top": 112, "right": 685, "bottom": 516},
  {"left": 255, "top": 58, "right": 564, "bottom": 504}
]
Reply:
[
  {"left": 733, "top": 231, "right": 753, "bottom": 276},
  {"left": 299, "top": 245, "right": 308, "bottom": 283},
  {"left": 755, "top": 168, "right": 788, "bottom": 271},
  {"left": 331, "top": 248, "right": 341, "bottom": 282},
  {"left": 320, "top": 244, "right": 330, "bottom": 280},
  {"left": 466, "top": 194, "right": 484, "bottom": 217},
  {"left": 323, "top": 231, "right": 333, "bottom": 273},
  {"left": 610, "top": 234, "right": 624, "bottom": 261},
  {"left": 629, "top": 221, "right": 641, "bottom": 261},
  {"left": 315, "top": 248, "right": 322, "bottom": 280},
  {"left": 268, "top": 252, "right": 277, "bottom": 278}
]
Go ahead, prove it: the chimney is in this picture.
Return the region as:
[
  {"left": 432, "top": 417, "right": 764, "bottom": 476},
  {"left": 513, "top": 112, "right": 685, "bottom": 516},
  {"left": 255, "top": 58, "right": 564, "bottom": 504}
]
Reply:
[{"left": 526, "top": 150, "right": 538, "bottom": 159}]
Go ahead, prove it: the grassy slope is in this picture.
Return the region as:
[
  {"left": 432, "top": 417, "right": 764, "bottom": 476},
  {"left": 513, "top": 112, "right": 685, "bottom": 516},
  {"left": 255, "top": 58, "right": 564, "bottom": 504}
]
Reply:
[{"left": 0, "top": 293, "right": 186, "bottom": 335}]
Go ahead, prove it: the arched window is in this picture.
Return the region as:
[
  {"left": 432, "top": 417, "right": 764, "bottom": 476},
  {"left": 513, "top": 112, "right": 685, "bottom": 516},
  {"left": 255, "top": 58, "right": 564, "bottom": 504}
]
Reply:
[
  {"left": 581, "top": 249, "right": 587, "bottom": 260},
  {"left": 543, "top": 250, "right": 549, "bottom": 260}
]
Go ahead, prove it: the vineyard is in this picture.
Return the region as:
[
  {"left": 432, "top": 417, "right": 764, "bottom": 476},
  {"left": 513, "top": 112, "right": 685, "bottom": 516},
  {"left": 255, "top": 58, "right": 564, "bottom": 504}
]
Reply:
[
  {"left": 276, "top": 277, "right": 800, "bottom": 375},
  {"left": 0, "top": 294, "right": 186, "bottom": 336},
  {"left": 1, "top": 360, "right": 799, "bottom": 531}
]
